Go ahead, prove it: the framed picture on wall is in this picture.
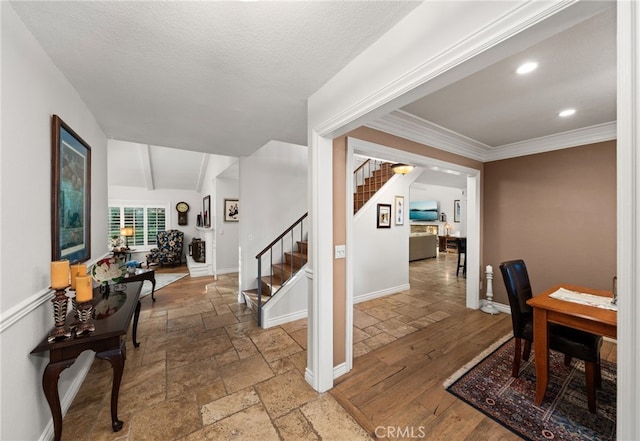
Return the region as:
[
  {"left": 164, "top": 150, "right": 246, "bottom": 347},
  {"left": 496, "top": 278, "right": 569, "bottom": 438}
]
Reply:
[
  {"left": 203, "top": 195, "right": 211, "bottom": 227},
  {"left": 51, "top": 115, "right": 91, "bottom": 262},
  {"left": 454, "top": 199, "right": 461, "bottom": 223},
  {"left": 224, "top": 199, "right": 239, "bottom": 222},
  {"left": 394, "top": 196, "right": 404, "bottom": 225},
  {"left": 377, "top": 203, "right": 391, "bottom": 228}
]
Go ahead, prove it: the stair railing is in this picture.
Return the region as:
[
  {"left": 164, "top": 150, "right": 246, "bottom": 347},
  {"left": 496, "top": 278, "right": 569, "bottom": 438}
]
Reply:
[
  {"left": 255, "top": 212, "right": 308, "bottom": 326},
  {"left": 354, "top": 158, "right": 388, "bottom": 213}
]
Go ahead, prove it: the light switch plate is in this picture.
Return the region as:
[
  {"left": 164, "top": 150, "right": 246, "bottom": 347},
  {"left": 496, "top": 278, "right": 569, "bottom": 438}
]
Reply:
[{"left": 335, "top": 245, "right": 346, "bottom": 259}]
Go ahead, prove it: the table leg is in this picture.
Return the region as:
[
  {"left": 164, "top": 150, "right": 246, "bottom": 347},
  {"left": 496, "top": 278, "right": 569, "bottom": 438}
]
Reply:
[
  {"left": 96, "top": 342, "right": 126, "bottom": 432},
  {"left": 533, "top": 307, "right": 549, "bottom": 405},
  {"left": 150, "top": 274, "right": 157, "bottom": 302},
  {"left": 132, "top": 300, "right": 141, "bottom": 348},
  {"left": 42, "top": 359, "right": 76, "bottom": 441}
]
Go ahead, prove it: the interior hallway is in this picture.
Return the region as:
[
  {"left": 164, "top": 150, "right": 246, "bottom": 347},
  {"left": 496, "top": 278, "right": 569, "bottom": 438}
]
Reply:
[{"left": 56, "top": 253, "right": 553, "bottom": 440}]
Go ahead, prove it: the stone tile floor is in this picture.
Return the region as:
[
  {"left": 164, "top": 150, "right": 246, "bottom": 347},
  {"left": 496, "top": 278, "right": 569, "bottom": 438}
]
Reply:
[{"left": 60, "top": 253, "right": 465, "bottom": 440}]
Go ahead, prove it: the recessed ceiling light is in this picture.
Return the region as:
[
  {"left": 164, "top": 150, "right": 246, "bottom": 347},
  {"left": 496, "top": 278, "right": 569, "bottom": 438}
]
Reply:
[
  {"left": 558, "top": 108, "right": 576, "bottom": 117},
  {"left": 516, "top": 61, "right": 538, "bottom": 75}
]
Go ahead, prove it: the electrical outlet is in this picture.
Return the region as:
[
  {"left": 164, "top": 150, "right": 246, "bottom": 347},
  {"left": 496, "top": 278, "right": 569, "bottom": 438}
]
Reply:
[{"left": 335, "top": 245, "right": 346, "bottom": 259}]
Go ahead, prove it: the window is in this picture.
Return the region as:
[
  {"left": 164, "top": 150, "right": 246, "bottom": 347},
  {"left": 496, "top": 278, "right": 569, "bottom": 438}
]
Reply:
[{"left": 108, "top": 203, "right": 168, "bottom": 249}]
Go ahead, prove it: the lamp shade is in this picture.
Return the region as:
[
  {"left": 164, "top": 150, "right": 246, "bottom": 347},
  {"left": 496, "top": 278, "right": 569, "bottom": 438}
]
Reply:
[
  {"left": 391, "top": 163, "right": 414, "bottom": 175},
  {"left": 120, "top": 227, "right": 134, "bottom": 237}
]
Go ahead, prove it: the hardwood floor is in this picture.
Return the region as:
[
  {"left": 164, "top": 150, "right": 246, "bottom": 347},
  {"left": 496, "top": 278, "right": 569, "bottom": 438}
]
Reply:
[{"left": 332, "top": 254, "right": 617, "bottom": 441}]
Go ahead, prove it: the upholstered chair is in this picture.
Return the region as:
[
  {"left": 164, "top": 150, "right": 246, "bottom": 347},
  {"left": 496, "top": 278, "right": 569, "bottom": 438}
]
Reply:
[
  {"left": 499, "top": 259, "right": 603, "bottom": 413},
  {"left": 146, "top": 229, "right": 184, "bottom": 268}
]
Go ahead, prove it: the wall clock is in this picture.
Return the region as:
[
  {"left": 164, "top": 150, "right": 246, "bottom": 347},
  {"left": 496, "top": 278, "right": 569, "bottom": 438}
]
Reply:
[{"left": 176, "top": 201, "right": 189, "bottom": 225}]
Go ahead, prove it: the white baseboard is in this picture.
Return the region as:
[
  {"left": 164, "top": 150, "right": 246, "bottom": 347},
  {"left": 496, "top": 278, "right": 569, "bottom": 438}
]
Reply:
[
  {"left": 216, "top": 267, "right": 239, "bottom": 275},
  {"left": 354, "top": 283, "right": 411, "bottom": 304},
  {"left": 262, "top": 309, "right": 308, "bottom": 329},
  {"left": 479, "top": 299, "right": 510, "bottom": 314},
  {"left": 333, "top": 361, "right": 349, "bottom": 379}
]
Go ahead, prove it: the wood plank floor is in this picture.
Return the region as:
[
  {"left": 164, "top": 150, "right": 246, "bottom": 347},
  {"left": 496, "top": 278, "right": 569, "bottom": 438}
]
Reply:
[{"left": 330, "top": 255, "right": 617, "bottom": 441}]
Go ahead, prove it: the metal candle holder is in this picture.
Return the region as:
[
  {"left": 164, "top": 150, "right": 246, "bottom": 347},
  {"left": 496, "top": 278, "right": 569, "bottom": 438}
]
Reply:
[
  {"left": 48, "top": 287, "right": 72, "bottom": 342},
  {"left": 75, "top": 301, "right": 95, "bottom": 336}
]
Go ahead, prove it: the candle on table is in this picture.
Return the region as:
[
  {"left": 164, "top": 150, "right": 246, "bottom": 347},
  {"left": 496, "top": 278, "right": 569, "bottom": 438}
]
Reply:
[
  {"left": 70, "top": 263, "right": 87, "bottom": 290},
  {"left": 51, "top": 261, "right": 70, "bottom": 289},
  {"left": 75, "top": 275, "right": 93, "bottom": 303}
]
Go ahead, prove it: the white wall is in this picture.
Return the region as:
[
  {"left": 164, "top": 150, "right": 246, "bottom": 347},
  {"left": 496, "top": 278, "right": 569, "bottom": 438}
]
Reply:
[
  {"left": 239, "top": 141, "right": 308, "bottom": 292},
  {"left": 353, "top": 173, "right": 416, "bottom": 301},
  {"left": 108, "top": 184, "right": 204, "bottom": 262},
  {"left": 1, "top": 4, "right": 108, "bottom": 440},
  {"left": 410, "top": 183, "right": 466, "bottom": 236},
  {"left": 215, "top": 177, "right": 239, "bottom": 273}
]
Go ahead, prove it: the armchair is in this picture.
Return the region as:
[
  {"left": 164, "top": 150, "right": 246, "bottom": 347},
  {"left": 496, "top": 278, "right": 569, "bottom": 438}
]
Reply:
[{"left": 146, "top": 229, "right": 184, "bottom": 268}]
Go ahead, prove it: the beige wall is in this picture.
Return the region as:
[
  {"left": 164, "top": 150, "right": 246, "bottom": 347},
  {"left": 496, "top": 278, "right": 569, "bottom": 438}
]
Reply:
[{"left": 484, "top": 141, "right": 617, "bottom": 305}]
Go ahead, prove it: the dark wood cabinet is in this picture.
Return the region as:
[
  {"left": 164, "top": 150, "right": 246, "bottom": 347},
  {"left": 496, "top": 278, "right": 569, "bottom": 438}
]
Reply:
[{"left": 438, "top": 235, "right": 459, "bottom": 253}]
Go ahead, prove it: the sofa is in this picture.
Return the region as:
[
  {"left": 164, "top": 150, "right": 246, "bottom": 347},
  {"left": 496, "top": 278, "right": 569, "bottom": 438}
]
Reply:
[{"left": 409, "top": 233, "right": 437, "bottom": 261}]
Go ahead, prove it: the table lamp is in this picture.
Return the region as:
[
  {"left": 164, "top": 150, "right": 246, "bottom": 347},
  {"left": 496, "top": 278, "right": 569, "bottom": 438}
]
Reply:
[{"left": 120, "top": 227, "right": 134, "bottom": 249}]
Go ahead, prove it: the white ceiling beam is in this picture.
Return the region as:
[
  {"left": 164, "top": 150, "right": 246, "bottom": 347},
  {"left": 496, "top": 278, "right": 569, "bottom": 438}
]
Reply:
[
  {"left": 196, "top": 153, "right": 210, "bottom": 193},
  {"left": 140, "top": 144, "right": 154, "bottom": 190}
]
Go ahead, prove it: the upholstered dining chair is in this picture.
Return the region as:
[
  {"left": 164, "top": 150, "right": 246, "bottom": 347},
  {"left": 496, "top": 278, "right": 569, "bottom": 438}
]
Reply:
[
  {"left": 146, "top": 229, "right": 184, "bottom": 268},
  {"left": 499, "top": 259, "right": 603, "bottom": 413}
]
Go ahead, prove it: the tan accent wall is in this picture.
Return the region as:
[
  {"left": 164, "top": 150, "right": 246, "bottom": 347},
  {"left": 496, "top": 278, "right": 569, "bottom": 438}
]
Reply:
[
  {"left": 333, "top": 137, "right": 347, "bottom": 366},
  {"left": 484, "top": 141, "right": 617, "bottom": 305},
  {"left": 331, "top": 127, "right": 483, "bottom": 367}
]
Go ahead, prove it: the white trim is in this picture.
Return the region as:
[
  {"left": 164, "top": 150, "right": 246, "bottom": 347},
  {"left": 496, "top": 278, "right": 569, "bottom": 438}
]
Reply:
[
  {"left": 262, "top": 309, "right": 308, "bottom": 329},
  {"left": 140, "top": 144, "right": 154, "bottom": 190},
  {"left": 354, "top": 284, "right": 411, "bottom": 304},
  {"left": 345, "top": 143, "right": 355, "bottom": 374},
  {"left": 0, "top": 288, "right": 52, "bottom": 333},
  {"left": 369, "top": 111, "right": 617, "bottom": 163},
  {"left": 366, "top": 111, "right": 490, "bottom": 162},
  {"left": 195, "top": 153, "right": 209, "bottom": 193},
  {"left": 306, "top": 132, "right": 334, "bottom": 393},
  {"left": 1, "top": 253, "right": 109, "bottom": 332},
  {"left": 215, "top": 267, "right": 239, "bottom": 275},
  {"left": 616, "top": 1, "right": 640, "bottom": 438},
  {"left": 333, "top": 362, "right": 349, "bottom": 379},
  {"left": 480, "top": 300, "right": 511, "bottom": 315},
  {"left": 466, "top": 174, "right": 480, "bottom": 309}
]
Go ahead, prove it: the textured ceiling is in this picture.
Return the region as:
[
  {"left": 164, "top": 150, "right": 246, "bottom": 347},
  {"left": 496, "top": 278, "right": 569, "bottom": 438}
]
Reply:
[
  {"left": 10, "top": 1, "right": 616, "bottom": 191},
  {"left": 11, "top": 1, "right": 421, "bottom": 157}
]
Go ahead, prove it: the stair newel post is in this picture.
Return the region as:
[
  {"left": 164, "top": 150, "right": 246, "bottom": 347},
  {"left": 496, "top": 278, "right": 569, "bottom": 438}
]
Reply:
[{"left": 257, "top": 257, "right": 262, "bottom": 326}]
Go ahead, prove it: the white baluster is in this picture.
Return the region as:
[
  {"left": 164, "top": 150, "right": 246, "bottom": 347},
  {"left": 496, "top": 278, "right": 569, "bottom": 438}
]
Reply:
[{"left": 481, "top": 264, "right": 499, "bottom": 315}]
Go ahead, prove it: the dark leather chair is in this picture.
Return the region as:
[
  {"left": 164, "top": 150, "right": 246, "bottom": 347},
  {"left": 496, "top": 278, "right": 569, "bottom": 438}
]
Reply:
[
  {"left": 456, "top": 238, "right": 466, "bottom": 277},
  {"left": 499, "top": 259, "right": 603, "bottom": 412}
]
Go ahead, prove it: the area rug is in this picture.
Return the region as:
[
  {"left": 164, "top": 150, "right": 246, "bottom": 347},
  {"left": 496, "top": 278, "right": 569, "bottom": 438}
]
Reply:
[
  {"left": 444, "top": 336, "right": 616, "bottom": 441},
  {"left": 140, "top": 273, "right": 188, "bottom": 298}
]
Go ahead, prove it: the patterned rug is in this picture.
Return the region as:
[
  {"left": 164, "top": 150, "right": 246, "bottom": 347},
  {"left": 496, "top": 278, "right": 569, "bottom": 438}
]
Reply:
[
  {"left": 444, "top": 336, "right": 616, "bottom": 441},
  {"left": 140, "top": 273, "right": 187, "bottom": 298}
]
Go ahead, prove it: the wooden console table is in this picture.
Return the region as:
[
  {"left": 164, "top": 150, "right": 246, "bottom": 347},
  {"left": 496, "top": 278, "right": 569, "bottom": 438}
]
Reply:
[{"left": 31, "top": 281, "right": 143, "bottom": 441}]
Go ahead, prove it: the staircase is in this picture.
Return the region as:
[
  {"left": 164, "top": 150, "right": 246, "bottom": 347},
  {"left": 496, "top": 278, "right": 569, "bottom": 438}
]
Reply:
[
  {"left": 354, "top": 160, "right": 395, "bottom": 213},
  {"left": 243, "top": 213, "right": 308, "bottom": 326}
]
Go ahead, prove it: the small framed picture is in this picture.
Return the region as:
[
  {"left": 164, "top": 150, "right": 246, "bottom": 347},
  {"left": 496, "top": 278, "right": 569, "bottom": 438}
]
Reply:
[
  {"left": 394, "top": 196, "right": 404, "bottom": 225},
  {"left": 377, "top": 204, "right": 391, "bottom": 228},
  {"left": 203, "top": 195, "right": 211, "bottom": 227},
  {"left": 454, "top": 200, "right": 461, "bottom": 223},
  {"left": 224, "top": 199, "right": 239, "bottom": 222}
]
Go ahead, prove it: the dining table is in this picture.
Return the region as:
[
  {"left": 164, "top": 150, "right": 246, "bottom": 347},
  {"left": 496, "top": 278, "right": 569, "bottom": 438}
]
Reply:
[{"left": 526, "top": 283, "right": 617, "bottom": 406}]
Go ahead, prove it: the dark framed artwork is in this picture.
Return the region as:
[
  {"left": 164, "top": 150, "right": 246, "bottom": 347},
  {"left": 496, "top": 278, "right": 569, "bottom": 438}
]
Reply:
[
  {"left": 203, "top": 195, "right": 211, "bottom": 228},
  {"left": 51, "top": 115, "right": 91, "bottom": 262},
  {"left": 454, "top": 200, "right": 461, "bottom": 223},
  {"left": 224, "top": 199, "right": 239, "bottom": 222},
  {"left": 377, "top": 203, "right": 391, "bottom": 228},
  {"left": 394, "top": 196, "right": 404, "bottom": 226}
]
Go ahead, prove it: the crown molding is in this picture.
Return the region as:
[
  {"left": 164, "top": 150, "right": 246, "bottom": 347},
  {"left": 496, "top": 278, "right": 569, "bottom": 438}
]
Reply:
[
  {"left": 484, "top": 121, "right": 617, "bottom": 161},
  {"left": 367, "top": 110, "right": 617, "bottom": 163},
  {"left": 366, "top": 110, "right": 490, "bottom": 162}
]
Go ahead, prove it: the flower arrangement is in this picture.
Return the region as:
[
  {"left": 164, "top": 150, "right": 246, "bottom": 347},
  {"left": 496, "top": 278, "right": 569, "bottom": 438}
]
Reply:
[
  {"left": 91, "top": 257, "right": 126, "bottom": 284},
  {"left": 109, "top": 236, "right": 123, "bottom": 250}
]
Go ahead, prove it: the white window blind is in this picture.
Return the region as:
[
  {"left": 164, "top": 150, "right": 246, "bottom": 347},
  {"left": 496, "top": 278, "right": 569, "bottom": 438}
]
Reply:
[{"left": 108, "top": 203, "right": 167, "bottom": 249}]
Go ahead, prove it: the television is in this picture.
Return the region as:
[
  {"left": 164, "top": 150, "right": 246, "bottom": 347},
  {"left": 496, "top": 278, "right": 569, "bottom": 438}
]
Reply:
[{"left": 409, "top": 200, "right": 438, "bottom": 221}]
